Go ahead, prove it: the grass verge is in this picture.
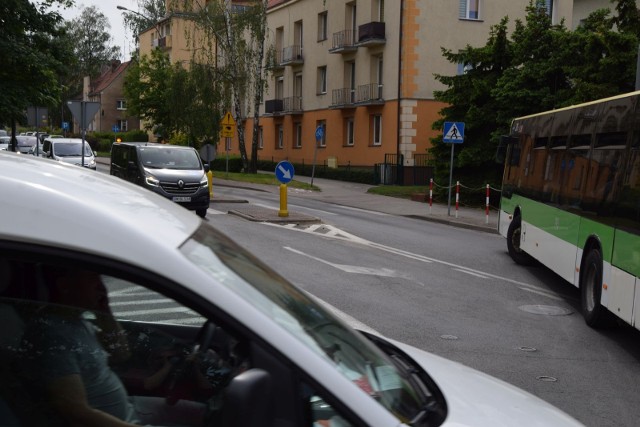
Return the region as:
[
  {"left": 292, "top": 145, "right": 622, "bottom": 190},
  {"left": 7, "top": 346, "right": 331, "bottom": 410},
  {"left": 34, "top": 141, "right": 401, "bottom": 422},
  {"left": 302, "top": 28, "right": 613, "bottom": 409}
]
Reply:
[{"left": 213, "top": 171, "right": 319, "bottom": 191}]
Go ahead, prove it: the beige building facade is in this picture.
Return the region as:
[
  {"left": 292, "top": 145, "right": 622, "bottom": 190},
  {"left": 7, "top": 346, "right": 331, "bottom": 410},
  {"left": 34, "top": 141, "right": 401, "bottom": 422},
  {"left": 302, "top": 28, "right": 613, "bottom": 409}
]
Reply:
[{"left": 251, "top": 0, "right": 620, "bottom": 172}]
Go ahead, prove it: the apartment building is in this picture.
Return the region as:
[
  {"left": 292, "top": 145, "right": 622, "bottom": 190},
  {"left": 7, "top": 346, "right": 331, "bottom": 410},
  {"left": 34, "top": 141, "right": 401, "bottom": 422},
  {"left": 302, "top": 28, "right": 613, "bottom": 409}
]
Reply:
[{"left": 255, "top": 0, "right": 617, "bottom": 171}]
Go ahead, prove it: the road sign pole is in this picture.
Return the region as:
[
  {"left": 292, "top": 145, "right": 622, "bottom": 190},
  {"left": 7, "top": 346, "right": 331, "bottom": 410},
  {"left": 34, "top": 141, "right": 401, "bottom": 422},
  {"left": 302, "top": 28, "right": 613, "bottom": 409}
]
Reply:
[
  {"left": 278, "top": 184, "right": 289, "bottom": 217},
  {"left": 447, "top": 143, "right": 455, "bottom": 216},
  {"left": 81, "top": 101, "right": 86, "bottom": 168},
  {"left": 225, "top": 137, "right": 230, "bottom": 178}
]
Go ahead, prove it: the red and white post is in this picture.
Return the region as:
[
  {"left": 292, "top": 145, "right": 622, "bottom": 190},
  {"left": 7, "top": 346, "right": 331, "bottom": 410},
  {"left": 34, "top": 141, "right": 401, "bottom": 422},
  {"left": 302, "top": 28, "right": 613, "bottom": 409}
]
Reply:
[
  {"left": 485, "top": 184, "right": 490, "bottom": 224},
  {"left": 429, "top": 178, "right": 433, "bottom": 214},
  {"left": 455, "top": 181, "right": 460, "bottom": 218}
]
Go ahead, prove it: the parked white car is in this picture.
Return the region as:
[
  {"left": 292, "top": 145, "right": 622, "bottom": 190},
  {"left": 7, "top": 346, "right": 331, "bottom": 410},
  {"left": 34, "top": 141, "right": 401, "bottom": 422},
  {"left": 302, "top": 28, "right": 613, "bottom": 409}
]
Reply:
[
  {"left": 37, "top": 137, "right": 96, "bottom": 169},
  {"left": 0, "top": 152, "right": 583, "bottom": 427}
]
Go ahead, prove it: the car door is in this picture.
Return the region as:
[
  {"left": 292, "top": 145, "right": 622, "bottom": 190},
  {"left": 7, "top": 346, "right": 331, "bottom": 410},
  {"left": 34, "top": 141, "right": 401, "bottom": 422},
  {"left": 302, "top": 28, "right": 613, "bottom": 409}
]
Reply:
[{"left": 0, "top": 249, "right": 369, "bottom": 427}]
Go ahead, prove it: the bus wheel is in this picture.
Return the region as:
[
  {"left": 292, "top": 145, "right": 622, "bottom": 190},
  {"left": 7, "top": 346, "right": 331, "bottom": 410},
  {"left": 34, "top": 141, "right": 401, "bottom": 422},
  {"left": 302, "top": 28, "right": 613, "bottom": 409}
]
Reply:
[
  {"left": 506, "top": 216, "right": 533, "bottom": 265},
  {"left": 581, "top": 248, "right": 609, "bottom": 328}
]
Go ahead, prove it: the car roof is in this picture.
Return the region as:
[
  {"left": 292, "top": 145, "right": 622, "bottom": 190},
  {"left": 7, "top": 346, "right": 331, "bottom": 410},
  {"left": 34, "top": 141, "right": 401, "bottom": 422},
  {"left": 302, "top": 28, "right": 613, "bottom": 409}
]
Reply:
[
  {"left": 46, "top": 138, "right": 89, "bottom": 144},
  {"left": 116, "top": 142, "right": 195, "bottom": 150},
  {"left": 0, "top": 152, "right": 200, "bottom": 262}
]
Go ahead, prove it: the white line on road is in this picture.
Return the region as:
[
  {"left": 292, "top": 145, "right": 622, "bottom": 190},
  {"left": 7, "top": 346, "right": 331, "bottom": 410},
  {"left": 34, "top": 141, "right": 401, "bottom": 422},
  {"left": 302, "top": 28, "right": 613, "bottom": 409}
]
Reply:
[
  {"left": 113, "top": 307, "right": 198, "bottom": 317},
  {"left": 453, "top": 268, "right": 489, "bottom": 279},
  {"left": 109, "top": 298, "right": 175, "bottom": 307},
  {"left": 336, "top": 205, "right": 390, "bottom": 216},
  {"left": 519, "top": 287, "right": 565, "bottom": 301}
]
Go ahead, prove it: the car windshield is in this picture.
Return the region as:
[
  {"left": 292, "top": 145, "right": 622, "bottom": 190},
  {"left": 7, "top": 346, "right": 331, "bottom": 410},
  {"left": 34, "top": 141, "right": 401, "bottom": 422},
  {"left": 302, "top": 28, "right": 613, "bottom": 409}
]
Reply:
[
  {"left": 16, "top": 137, "right": 36, "bottom": 147},
  {"left": 180, "top": 223, "right": 426, "bottom": 422},
  {"left": 53, "top": 142, "right": 92, "bottom": 157},
  {"left": 139, "top": 147, "right": 201, "bottom": 170}
]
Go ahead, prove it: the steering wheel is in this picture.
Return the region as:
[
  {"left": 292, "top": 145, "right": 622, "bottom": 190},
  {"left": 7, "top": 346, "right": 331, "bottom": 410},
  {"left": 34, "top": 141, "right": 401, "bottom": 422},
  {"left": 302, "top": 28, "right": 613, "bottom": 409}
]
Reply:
[{"left": 164, "top": 321, "right": 217, "bottom": 405}]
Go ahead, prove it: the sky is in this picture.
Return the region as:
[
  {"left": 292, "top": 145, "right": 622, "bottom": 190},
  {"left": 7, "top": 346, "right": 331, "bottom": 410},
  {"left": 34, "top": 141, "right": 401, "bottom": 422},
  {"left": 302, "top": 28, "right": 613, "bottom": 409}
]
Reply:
[{"left": 55, "top": 0, "right": 139, "bottom": 61}]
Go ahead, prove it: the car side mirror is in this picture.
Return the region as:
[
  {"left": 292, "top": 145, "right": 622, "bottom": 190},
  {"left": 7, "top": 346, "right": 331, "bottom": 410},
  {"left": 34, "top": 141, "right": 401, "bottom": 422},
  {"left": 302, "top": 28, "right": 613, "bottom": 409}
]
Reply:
[
  {"left": 220, "top": 369, "right": 273, "bottom": 427},
  {"left": 203, "top": 164, "right": 210, "bottom": 173}
]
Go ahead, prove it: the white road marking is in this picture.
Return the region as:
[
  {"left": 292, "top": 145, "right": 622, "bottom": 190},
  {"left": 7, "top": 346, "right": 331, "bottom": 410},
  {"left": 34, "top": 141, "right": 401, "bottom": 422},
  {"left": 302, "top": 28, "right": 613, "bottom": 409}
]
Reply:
[
  {"left": 519, "top": 287, "right": 565, "bottom": 301},
  {"left": 207, "top": 208, "right": 226, "bottom": 215},
  {"left": 114, "top": 306, "right": 198, "bottom": 317},
  {"left": 336, "top": 205, "right": 390, "bottom": 216},
  {"left": 453, "top": 268, "right": 489, "bottom": 279},
  {"left": 285, "top": 247, "right": 424, "bottom": 286},
  {"left": 109, "top": 298, "right": 175, "bottom": 307}
]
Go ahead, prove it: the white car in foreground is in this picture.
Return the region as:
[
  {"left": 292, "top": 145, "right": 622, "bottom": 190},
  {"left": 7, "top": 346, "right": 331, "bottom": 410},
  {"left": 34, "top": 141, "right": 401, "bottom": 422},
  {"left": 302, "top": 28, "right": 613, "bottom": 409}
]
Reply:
[{"left": 0, "top": 152, "right": 583, "bottom": 427}]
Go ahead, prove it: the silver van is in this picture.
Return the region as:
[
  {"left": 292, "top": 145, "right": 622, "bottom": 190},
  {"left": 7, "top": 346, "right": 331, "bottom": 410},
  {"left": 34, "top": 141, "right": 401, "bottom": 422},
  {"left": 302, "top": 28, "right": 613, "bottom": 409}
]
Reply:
[{"left": 39, "top": 138, "right": 96, "bottom": 169}]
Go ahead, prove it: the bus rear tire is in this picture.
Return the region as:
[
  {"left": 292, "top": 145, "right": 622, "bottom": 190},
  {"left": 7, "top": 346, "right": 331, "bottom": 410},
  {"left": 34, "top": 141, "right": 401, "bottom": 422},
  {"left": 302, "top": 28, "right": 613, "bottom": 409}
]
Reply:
[
  {"left": 507, "top": 216, "right": 533, "bottom": 265},
  {"left": 581, "top": 248, "right": 611, "bottom": 328}
]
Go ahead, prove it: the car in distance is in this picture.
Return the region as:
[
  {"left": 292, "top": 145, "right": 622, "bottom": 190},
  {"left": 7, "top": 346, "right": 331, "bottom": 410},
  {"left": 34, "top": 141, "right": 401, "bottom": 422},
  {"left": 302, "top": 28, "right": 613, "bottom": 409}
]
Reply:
[
  {"left": 0, "top": 136, "right": 9, "bottom": 150},
  {"left": 14, "top": 135, "right": 37, "bottom": 154},
  {"left": 37, "top": 137, "right": 97, "bottom": 170},
  {"left": 0, "top": 152, "right": 584, "bottom": 427},
  {"left": 110, "top": 142, "right": 210, "bottom": 218}
]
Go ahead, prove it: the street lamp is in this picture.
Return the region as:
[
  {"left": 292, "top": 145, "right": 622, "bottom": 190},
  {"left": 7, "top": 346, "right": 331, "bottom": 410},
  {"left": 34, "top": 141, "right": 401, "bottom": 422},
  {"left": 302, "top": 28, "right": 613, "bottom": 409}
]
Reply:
[{"left": 117, "top": 5, "right": 158, "bottom": 39}]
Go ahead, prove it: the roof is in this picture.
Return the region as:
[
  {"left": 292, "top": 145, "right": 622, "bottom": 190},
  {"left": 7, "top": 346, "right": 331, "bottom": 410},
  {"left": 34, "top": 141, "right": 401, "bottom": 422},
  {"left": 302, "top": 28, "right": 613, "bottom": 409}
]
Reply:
[
  {"left": 88, "top": 61, "right": 130, "bottom": 96},
  {"left": 0, "top": 152, "right": 199, "bottom": 264}
]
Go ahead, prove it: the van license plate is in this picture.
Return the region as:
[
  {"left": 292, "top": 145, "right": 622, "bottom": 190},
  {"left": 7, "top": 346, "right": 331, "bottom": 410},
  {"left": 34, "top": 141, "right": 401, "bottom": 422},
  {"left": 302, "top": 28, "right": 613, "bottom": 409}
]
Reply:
[{"left": 173, "top": 197, "right": 191, "bottom": 202}]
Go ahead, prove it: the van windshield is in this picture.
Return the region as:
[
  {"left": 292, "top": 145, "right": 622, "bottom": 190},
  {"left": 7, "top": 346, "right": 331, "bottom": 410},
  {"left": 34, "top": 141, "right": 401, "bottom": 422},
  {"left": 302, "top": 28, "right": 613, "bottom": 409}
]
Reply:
[
  {"left": 139, "top": 147, "right": 202, "bottom": 170},
  {"left": 53, "top": 142, "right": 92, "bottom": 157}
]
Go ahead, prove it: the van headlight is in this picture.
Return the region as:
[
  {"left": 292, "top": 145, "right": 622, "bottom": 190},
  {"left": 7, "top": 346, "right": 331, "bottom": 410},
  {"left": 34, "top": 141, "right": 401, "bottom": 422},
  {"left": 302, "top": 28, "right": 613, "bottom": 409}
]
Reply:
[
  {"left": 200, "top": 176, "right": 209, "bottom": 188},
  {"left": 145, "top": 175, "right": 160, "bottom": 187}
]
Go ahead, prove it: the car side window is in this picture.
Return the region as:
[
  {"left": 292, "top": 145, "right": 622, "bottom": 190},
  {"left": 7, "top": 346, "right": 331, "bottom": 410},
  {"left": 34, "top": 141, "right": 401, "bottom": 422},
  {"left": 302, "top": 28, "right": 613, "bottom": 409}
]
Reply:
[{"left": 0, "top": 258, "right": 251, "bottom": 427}]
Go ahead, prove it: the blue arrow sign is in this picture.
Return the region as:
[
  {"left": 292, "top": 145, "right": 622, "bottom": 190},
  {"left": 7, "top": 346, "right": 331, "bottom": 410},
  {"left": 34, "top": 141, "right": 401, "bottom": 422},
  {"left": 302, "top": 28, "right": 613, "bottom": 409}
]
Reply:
[
  {"left": 112, "top": 125, "right": 120, "bottom": 132},
  {"left": 315, "top": 125, "right": 324, "bottom": 142},
  {"left": 443, "top": 122, "right": 465, "bottom": 143},
  {"left": 275, "top": 160, "right": 295, "bottom": 184}
]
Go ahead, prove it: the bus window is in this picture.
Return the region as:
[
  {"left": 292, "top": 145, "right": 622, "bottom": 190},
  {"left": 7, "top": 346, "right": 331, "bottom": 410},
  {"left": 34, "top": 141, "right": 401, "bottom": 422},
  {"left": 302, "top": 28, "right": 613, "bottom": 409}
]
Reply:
[
  {"left": 617, "top": 132, "right": 640, "bottom": 233},
  {"left": 583, "top": 132, "right": 626, "bottom": 215}
]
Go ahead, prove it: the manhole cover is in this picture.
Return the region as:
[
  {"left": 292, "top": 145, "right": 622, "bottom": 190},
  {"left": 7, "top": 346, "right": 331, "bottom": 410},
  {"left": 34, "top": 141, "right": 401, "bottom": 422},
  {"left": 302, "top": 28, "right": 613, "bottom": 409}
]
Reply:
[{"left": 519, "top": 305, "right": 573, "bottom": 316}]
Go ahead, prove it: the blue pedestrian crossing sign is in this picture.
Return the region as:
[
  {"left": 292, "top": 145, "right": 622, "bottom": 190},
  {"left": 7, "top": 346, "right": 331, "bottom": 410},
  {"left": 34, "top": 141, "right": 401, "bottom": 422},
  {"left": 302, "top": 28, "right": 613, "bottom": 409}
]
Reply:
[
  {"left": 315, "top": 125, "right": 324, "bottom": 142},
  {"left": 443, "top": 122, "right": 465, "bottom": 143},
  {"left": 275, "top": 160, "right": 295, "bottom": 184}
]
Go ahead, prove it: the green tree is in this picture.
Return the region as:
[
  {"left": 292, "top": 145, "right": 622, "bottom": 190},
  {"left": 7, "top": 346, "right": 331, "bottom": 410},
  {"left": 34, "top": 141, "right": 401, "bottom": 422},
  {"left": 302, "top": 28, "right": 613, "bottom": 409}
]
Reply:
[
  {"left": 122, "top": 0, "right": 166, "bottom": 43},
  {"left": 123, "top": 49, "right": 173, "bottom": 140},
  {"left": 0, "top": 0, "right": 72, "bottom": 134},
  {"left": 432, "top": 17, "right": 512, "bottom": 179},
  {"left": 182, "top": 0, "right": 271, "bottom": 173},
  {"left": 432, "top": 0, "right": 639, "bottom": 186},
  {"left": 66, "top": 5, "right": 121, "bottom": 82}
]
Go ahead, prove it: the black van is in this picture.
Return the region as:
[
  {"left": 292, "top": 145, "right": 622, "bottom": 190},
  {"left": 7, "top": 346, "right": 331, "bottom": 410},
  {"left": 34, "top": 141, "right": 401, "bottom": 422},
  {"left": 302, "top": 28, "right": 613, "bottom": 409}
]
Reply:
[{"left": 110, "top": 142, "right": 210, "bottom": 217}]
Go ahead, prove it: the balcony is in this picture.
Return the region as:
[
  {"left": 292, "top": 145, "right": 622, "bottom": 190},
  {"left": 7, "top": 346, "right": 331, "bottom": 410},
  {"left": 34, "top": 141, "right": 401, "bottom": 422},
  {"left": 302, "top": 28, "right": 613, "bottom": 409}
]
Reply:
[
  {"left": 330, "top": 88, "right": 357, "bottom": 109},
  {"left": 282, "top": 96, "right": 303, "bottom": 114},
  {"left": 357, "top": 83, "right": 384, "bottom": 105},
  {"left": 266, "top": 48, "right": 284, "bottom": 70},
  {"left": 329, "top": 30, "right": 358, "bottom": 54},
  {"left": 357, "top": 22, "right": 385, "bottom": 47},
  {"left": 280, "top": 45, "right": 304, "bottom": 66},
  {"left": 265, "top": 99, "right": 284, "bottom": 115},
  {"left": 152, "top": 35, "right": 172, "bottom": 49}
]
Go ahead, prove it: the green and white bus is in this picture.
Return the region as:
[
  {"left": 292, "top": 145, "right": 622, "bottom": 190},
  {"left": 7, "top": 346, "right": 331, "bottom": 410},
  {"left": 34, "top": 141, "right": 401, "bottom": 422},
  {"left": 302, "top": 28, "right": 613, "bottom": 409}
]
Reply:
[{"left": 499, "top": 90, "right": 640, "bottom": 329}]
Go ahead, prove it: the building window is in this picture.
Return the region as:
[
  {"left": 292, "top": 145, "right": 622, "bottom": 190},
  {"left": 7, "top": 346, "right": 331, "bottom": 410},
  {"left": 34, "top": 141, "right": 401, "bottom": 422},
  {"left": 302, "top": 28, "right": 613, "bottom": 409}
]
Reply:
[
  {"left": 317, "top": 66, "right": 327, "bottom": 94},
  {"left": 372, "top": 115, "right": 382, "bottom": 146},
  {"left": 117, "top": 120, "right": 128, "bottom": 132},
  {"left": 457, "top": 63, "right": 473, "bottom": 75},
  {"left": 459, "top": 0, "right": 480, "bottom": 20},
  {"left": 377, "top": 0, "right": 385, "bottom": 22},
  {"left": 346, "top": 118, "right": 354, "bottom": 146},
  {"left": 277, "top": 125, "right": 283, "bottom": 149},
  {"left": 317, "top": 12, "right": 328, "bottom": 41},
  {"left": 259, "top": 127, "right": 263, "bottom": 149},
  {"left": 294, "top": 123, "right": 302, "bottom": 148},
  {"left": 317, "top": 120, "right": 326, "bottom": 147},
  {"left": 537, "top": 0, "right": 553, "bottom": 17},
  {"left": 116, "top": 100, "right": 127, "bottom": 110}
]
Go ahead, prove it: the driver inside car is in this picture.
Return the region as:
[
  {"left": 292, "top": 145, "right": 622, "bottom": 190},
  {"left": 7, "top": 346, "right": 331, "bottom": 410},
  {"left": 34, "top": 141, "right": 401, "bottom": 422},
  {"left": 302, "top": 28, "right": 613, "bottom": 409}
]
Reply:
[{"left": 20, "top": 266, "right": 207, "bottom": 427}]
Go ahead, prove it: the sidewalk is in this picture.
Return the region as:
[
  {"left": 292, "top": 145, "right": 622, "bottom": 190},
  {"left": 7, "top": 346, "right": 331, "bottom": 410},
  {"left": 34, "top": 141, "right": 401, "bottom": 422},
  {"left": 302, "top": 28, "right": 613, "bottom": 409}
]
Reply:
[
  {"left": 211, "top": 174, "right": 500, "bottom": 234},
  {"left": 96, "top": 156, "right": 498, "bottom": 233}
]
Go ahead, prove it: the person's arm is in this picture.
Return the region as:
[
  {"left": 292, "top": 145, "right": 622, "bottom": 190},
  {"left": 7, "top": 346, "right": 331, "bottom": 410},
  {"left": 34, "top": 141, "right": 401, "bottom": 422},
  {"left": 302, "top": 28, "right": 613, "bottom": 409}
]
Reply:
[
  {"left": 143, "top": 356, "right": 173, "bottom": 390},
  {"left": 46, "top": 374, "right": 137, "bottom": 427},
  {"left": 94, "top": 298, "right": 131, "bottom": 363}
]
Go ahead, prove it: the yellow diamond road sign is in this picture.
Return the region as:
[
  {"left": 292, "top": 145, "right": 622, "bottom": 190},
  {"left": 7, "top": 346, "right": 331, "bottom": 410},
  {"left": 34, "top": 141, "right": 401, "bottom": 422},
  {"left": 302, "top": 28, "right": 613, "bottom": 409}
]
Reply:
[{"left": 221, "top": 112, "right": 235, "bottom": 138}]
